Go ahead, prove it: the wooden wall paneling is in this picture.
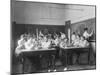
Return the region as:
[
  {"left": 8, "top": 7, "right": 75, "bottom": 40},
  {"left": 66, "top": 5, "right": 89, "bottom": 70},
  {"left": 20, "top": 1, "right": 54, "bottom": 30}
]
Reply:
[{"left": 71, "top": 18, "right": 96, "bottom": 40}]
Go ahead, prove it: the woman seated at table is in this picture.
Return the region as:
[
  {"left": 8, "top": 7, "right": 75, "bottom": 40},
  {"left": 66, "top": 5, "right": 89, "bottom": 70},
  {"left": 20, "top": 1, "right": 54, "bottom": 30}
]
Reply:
[
  {"left": 72, "top": 34, "right": 89, "bottom": 48},
  {"left": 15, "top": 34, "right": 27, "bottom": 55},
  {"left": 59, "top": 38, "right": 68, "bottom": 48},
  {"left": 71, "top": 32, "right": 76, "bottom": 44},
  {"left": 53, "top": 35, "right": 60, "bottom": 46},
  {"left": 24, "top": 34, "right": 34, "bottom": 50},
  {"left": 39, "top": 31, "right": 44, "bottom": 37},
  {"left": 79, "top": 36, "right": 89, "bottom": 47},
  {"left": 73, "top": 34, "right": 81, "bottom": 47},
  {"left": 83, "top": 27, "right": 93, "bottom": 41},
  {"left": 16, "top": 33, "right": 39, "bottom": 54},
  {"left": 60, "top": 32, "right": 66, "bottom": 40},
  {"left": 40, "top": 36, "right": 51, "bottom": 49}
]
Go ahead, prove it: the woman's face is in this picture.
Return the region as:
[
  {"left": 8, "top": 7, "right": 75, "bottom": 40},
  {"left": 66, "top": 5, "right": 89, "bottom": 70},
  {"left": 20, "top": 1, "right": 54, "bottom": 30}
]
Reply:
[
  {"left": 80, "top": 37, "right": 84, "bottom": 41},
  {"left": 76, "top": 35, "right": 80, "bottom": 40},
  {"left": 85, "top": 30, "right": 88, "bottom": 32}
]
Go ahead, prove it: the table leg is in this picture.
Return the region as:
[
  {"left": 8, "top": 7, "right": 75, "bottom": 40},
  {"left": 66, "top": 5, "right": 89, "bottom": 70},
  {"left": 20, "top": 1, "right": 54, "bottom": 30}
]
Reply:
[
  {"left": 47, "top": 55, "right": 52, "bottom": 72},
  {"left": 52, "top": 55, "right": 56, "bottom": 70},
  {"left": 65, "top": 53, "right": 68, "bottom": 68},
  {"left": 63, "top": 53, "right": 68, "bottom": 71},
  {"left": 77, "top": 53, "right": 80, "bottom": 65},
  {"left": 22, "top": 57, "right": 24, "bottom": 74},
  {"left": 88, "top": 49, "right": 90, "bottom": 65}
]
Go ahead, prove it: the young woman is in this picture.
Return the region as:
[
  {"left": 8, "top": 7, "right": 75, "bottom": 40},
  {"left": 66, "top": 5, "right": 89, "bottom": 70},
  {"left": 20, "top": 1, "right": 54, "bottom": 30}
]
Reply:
[
  {"left": 71, "top": 32, "right": 76, "bottom": 45},
  {"left": 15, "top": 34, "right": 27, "bottom": 55},
  {"left": 79, "top": 36, "right": 89, "bottom": 47},
  {"left": 73, "top": 34, "right": 80, "bottom": 47},
  {"left": 83, "top": 27, "right": 93, "bottom": 40}
]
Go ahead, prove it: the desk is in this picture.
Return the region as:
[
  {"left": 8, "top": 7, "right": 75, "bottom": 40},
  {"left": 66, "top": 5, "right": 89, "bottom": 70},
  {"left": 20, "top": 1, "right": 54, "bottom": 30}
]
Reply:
[
  {"left": 62, "top": 47, "right": 90, "bottom": 67},
  {"left": 18, "top": 47, "right": 90, "bottom": 73},
  {"left": 19, "top": 48, "right": 57, "bottom": 73}
]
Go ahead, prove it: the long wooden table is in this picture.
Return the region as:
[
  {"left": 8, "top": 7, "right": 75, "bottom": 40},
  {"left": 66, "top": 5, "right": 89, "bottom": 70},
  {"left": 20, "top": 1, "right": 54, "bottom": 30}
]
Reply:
[
  {"left": 19, "top": 47, "right": 90, "bottom": 73},
  {"left": 62, "top": 47, "right": 90, "bottom": 66},
  {"left": 19, "top": 48, "right": 57, "bottom": 73}
]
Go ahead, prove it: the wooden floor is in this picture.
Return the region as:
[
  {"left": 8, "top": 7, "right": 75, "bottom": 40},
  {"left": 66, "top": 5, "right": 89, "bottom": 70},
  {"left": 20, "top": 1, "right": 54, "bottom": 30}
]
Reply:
[
  {"left": 40, "top": 65, "right": 96, "bottom": 72},
  {"left": 11, "top": 64, "right": 96, "bottom": 75}
]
